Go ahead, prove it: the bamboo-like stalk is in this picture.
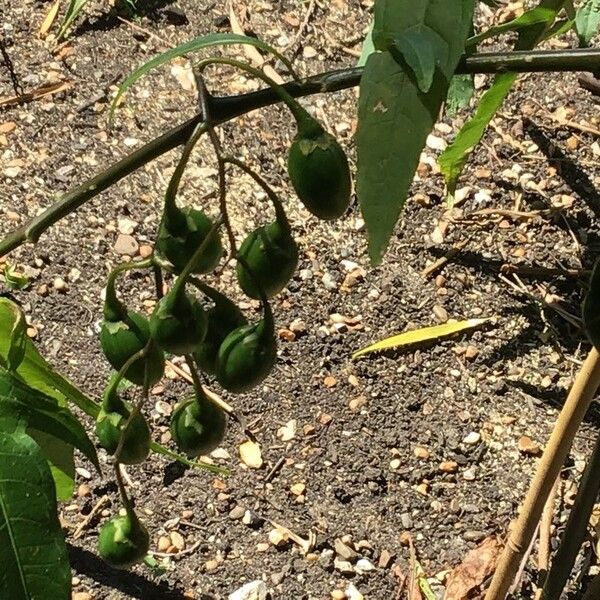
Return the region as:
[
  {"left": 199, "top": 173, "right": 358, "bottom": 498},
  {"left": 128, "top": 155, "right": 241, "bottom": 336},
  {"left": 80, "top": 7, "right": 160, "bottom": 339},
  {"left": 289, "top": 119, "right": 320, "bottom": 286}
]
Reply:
[
  {"left": 485, "top": 348, "right": 600, "bottom": 599},
  {"left": 0, "top": 49, "right": 599, "bottom": 258},
  {"left": 541, "top": 429, "right": 600, "bottom": 599}
]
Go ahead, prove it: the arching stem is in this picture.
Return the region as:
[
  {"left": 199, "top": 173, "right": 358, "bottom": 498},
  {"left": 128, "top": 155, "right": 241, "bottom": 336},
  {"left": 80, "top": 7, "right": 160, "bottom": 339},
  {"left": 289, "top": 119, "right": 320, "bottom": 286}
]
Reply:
[
  {"left": 195, "top": 56, "right": 321, "bottom": 137},
  {"left": 103, "top": 258, "right": 154, "bottom": 322},
  {"left": 223, "top": 155, "right": 291, "bottom": 232}
]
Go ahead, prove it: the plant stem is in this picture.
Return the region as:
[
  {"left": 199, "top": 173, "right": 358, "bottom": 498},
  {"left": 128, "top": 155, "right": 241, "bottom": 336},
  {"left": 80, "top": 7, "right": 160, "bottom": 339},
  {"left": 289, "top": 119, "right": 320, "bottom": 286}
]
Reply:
[
  {"left": 485, "top": 347, "right": 600, "bottom": 600},
  {"left": 541, "top": 428, "right": 600, "bottom": 599},
  {"left": 223, "top": 155, "right": 291, "bottom": 231},
  {"left": 0, "top": 48, "right": 598, "bottom": 258}
]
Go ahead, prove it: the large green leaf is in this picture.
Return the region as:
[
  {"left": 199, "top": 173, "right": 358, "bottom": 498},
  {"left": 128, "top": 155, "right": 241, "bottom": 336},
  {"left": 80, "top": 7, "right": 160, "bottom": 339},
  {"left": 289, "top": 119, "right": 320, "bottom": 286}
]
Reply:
[
  {"left": 0, "top": 430, "right": 71, "bottom": 600},
  {"left": 439, "top": 0, "right": 566, "bottom": 194},
  {"left": 576, "top": 0, "right": 600, "bottom": 45},
  {"left": 356, "top": 0, "right": 475, "bottom": 265},
  {"left": 0, "top": 367, "right": 99, "bottom": 471},
  {"left": 27, "top": 430, "right": 75, "bottom": 501},
  {"left": 0, "top": 299, "right": 99, "bottom": 417},
  {"left": 112, "top": 33, "right": 296, "bottom": 114}
]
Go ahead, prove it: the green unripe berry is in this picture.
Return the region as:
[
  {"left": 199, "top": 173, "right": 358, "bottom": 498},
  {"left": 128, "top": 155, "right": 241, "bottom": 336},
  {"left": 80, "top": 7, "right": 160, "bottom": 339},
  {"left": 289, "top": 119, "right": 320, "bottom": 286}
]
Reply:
[
  {"left": 95, "top": 404, "right": 151, "bottom": 465},
  {"left": 287, "top": 130, "right": 351, "bottom": 220},
  {"left": 157, "top": 208, "right": 222, "bottom": 274},
  {"left": 98, "top": 513, "right": 149, "bottom": 568},
  {"left": 100, "top": 311, "right": 165, "bottom": 386},
  {"left": 150, "top": 289, "right": 207, "bottom": 356},
  {"left": 215, "top": 319, "right": 277, "bottom": 393},
  {"left": 192, "top": 284, "right": 247, "bottom": 376},
  {"left": 170, "top": 395, "right": 226, "bottom": 457},
  {"left": 236, "top": 220, "right": 298, "bottom": 299}
]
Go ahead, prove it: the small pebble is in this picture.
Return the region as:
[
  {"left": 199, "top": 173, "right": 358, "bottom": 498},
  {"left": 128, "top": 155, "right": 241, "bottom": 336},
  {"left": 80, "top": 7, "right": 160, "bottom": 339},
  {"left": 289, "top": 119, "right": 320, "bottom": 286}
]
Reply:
[
  {"left": 433, "top": 304, "right": 448, "bottom": 323},
  {"left": 228, "top": 506, "right": 245, "bottom": 520},
  {"left": 463, "top": 432, "right": 481, "bottom": 445},
  {"left": 518, "top": 436, "right": 541, "bottom": 456},
  {"left": 334, "top": 538, "right": 357, "bottom": 561},
  {"left": 53, "top": 277, "right": 68, "bottom": 292},
  {"left": 331, "top": 591, "right": 346, "bottom": 600},
  {"left": 157, "top": 536, "right": 171, "bottom": 552},
  {"left": 228, "top": 580, "right": 267, "bottom": 600},
  {"left": 439, "top": 460, "right": 458, "bottom": 473},
  {"left": 334, "top": 558, "right": 354, "bottom": 575}
]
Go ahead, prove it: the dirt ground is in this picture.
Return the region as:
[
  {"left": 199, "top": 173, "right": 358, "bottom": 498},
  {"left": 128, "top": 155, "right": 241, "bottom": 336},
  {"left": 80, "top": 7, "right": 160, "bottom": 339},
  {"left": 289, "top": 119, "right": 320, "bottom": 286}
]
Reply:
[{"left": 1, "top": 1, "right": 600, "bottom": 599}]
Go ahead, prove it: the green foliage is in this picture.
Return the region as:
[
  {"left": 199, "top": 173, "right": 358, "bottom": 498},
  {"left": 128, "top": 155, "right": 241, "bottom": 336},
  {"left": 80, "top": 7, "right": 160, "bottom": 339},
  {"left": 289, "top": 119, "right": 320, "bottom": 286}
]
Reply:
[
  {"left": 0, "top": 431, "right": 71, "bottom": 600},
  {"left": 576, "top": 0, "right": 600, "bottom": 46},
  {"left": 439, "top": 0, "right": 566, "bottom": 195},
  {"left": 356, "top": 0, "right": 475, "bottom": 264}
]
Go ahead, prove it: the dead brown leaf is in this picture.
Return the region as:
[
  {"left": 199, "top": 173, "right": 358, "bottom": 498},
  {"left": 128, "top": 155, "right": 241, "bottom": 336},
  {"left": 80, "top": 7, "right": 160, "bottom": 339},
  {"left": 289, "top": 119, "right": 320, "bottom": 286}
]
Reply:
[
  {"left": 444, "top": 537, "right": 501, "bottom": 600},
  {"left": 227, "top": 1, "right": 283, "bottom": 84}
]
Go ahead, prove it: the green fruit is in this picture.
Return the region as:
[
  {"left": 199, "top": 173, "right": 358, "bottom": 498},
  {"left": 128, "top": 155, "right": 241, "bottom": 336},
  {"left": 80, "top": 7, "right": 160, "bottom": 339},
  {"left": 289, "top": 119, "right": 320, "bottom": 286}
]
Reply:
[
  {"left": 287, "top": 129, "right": 351, "bottom": 220},
  {"left": 150, "top": 289, "right": 207, "bottom": 355},
  {"left": 95, "top": 397, "right": 151, "bottom": 465},
  {"left": 584, "top": 258, "right": 600, "bottom": 348},
  {"left": 215, "top": 318, "right": 277, "bottom": 393},
  {"left": 157, "top": 207, "right": 222, "bottom": 274},
  {"left": 98, "top": 513, "right": 150, "bottom": 568},
  {"left": 236, "top": 220, "right": 298, "bottom": 299},
  {"left": 170, "top": 395, "right": 226, "bottom": 457},
  {"left": 100, "top": 311, "right": 165, "bottom": 386},
  {"left": 192, "top": 284, "right": 247, "bottom": 375}
]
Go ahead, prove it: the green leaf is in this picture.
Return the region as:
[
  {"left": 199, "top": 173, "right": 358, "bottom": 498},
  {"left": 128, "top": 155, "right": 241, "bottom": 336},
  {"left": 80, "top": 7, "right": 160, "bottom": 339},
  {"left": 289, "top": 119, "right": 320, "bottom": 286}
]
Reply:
[
  {"left": 356, "top": 0, "right": 475, "bottom": 265},
  {"left": 576, "top": 0, "right": 600, "bottom": 45},
  {"left": 56, "top": 0, "right": 91, "bottom": 40},
  {"left": 0, "top": 367, "right": 99, "bottom": 471},
  {"left": 0, "top": 300, "right": 27, "bottom": 372},
  {"left": 440, "top": 72, "right": 517, "bottom": 191},
  {"left": 391, "top": 27, "right": 448, "bottom": 92},
  {"left": 0, "top": 299, "right": 98, "bottom": 417},
  {"left": 112, "top": 33, "right": 296, "bottom": 115},
  {"left": 3, "top": 263, "right": 29, "bottom": 290},
  {"left": 0, "top": 430, "right": 71, "bottom": 600},
  {"left": 445, "top": 74, "right": 475, "bottom": 116},
  {"left": 358, "top": 22, "right": 375, "bottom": 67},
  {"left": 467, "top": 7, "right": 557, "bottom": 47},
  {"left": 27, "top": 430, "right": 75, "bottom": 501},
  {"left": 439, "top": 0, "right": 566, "bottom": 194}
]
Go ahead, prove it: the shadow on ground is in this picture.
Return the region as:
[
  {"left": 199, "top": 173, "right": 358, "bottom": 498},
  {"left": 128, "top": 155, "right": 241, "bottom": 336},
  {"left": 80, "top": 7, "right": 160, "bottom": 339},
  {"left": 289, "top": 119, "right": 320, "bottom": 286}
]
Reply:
[{"left": 69, "top": 544, "right": 215, "bottom": 600}]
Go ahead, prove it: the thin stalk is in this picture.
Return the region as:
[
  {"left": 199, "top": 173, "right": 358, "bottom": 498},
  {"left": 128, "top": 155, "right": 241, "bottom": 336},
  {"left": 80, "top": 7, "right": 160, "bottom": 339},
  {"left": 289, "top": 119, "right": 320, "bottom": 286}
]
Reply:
[
  {"left": 103, "top": 258, "right": 154, "bottom": 322},
  {"left": 541, "top": 429, "right": 600, "bottom": 599},
  {"left": 160, "top": 121, "right": 208, "bottom": 232},
  {"left": 195, "top": 56, "right": 319, "bottom": 135},
  {"left": 113, "top": 345, "right": 151, "bottom": 464},
  {"left": 0, "top": 49, "right": 599, "bottom": 258},
  {"left": 485, "top": 347, "right": 600, "bottom": 600},
  {"left": 223, "top": 155, "right": 291, "bottom": 232}
]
